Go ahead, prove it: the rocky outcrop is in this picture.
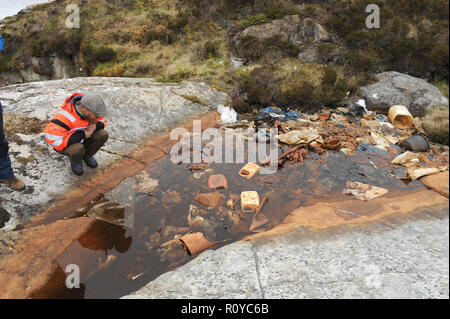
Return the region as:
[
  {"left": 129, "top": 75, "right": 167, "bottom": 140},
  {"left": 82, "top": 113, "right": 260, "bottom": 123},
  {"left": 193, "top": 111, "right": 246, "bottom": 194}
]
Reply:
[
  {"left": 0, "top": 77, "right": 227, "bottom": 229},
  {"left": 0, "top": 55, "right": 86, "bottom": 86},
  {"left": 360, "top": 72, "right": 449, "bottom": 117},
  {"left": 232, "top": 15, "right": 338, "bottom": 63}
]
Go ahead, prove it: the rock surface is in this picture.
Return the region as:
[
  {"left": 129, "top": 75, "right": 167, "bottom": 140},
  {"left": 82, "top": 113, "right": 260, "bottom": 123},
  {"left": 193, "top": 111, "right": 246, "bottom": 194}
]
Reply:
[
  {"left": 233, "top": 15, "right": 335, "bottom": 63},
  {"left": 360, "top": 72, "right": 449, "bottom": 116},
  {"left": 0, "top": 77, "right": 227, "bottom": 229},
  {"left": 421, "top": 171, "right": 449, "bottom": 197},
  {"left": 194, "top": 192, "right": 224, "bottom": 208},
  {"left": 123, "top": 206, "right": 449, "bottom": 299}
]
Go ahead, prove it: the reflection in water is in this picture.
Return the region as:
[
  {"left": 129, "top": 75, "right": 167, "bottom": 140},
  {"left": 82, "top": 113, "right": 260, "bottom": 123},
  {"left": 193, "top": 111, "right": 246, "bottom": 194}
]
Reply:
[
  {"left": 33, "top": 147, "right": 425, "bottom": 299},
  {"left": 30, "top": 264, "right": 86, "bottom": 299},
  {"left": 78, "top": 220, "right": 133, "bottom": 254}
]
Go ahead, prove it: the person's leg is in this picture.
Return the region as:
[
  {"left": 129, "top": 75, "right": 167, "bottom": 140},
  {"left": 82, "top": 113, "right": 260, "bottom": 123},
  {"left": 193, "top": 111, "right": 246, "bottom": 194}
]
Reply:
[
  {"left": 0, "top": 100, "right": 25, "bottom": 190},
  {"left": 58, "top": 143, "right": 86, "bottom": 176},
  {"left": 62, "top": 143, "right": 86, "bottom": 164},
  {"left": 0, "top": 153, "right": 14, "bottom": 179},
  {"left": 82, "top": 129, "right": 108, "bottom": 168}
]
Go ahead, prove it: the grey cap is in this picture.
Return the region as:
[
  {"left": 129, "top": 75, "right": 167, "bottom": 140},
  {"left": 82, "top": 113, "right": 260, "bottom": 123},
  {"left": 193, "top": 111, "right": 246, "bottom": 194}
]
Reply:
[{"left": 80, "top": 94, "right": 107, "bottom": 117}]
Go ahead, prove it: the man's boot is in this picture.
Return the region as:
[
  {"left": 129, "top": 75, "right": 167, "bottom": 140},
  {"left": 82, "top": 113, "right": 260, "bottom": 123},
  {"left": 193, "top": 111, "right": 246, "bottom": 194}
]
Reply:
[
  {"left": 83, "top": 129, "right": 108, "bottom": 169},
  {"left": 83, "top": 156, "right": 98, "bottom": 168},
  {"left": 71, "top": 162, "right": 84, "bottom": 176},
  {"left": 0, "top": 175, "right": 26, "bottom": 191},
  {"left": 58, "top": 143, "right": 86, "bottom": 176}
]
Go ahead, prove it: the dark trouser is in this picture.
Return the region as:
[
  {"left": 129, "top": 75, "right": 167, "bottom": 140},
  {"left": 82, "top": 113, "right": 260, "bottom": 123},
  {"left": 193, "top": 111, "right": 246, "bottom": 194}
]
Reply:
[
  {"left": 57, "top": 129, "right": 109, "bottom": 164},
  {"left": 0, "top": 100, "right": 13, "bottom": 180}
]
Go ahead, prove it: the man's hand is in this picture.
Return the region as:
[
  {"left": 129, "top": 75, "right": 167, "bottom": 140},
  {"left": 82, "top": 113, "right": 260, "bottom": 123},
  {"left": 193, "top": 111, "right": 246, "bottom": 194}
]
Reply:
[{"left": 84, "top": 124, "right": 96, "bottom": 138}]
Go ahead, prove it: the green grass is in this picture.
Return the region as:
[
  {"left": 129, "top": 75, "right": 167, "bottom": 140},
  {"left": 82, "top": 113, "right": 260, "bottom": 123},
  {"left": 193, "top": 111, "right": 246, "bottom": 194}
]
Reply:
[
  {"left": 432, "top": 81, "right": 449, "bottom": 99},
  {"left": 180, "top": 94, "right": 207, "bottom": 106}
]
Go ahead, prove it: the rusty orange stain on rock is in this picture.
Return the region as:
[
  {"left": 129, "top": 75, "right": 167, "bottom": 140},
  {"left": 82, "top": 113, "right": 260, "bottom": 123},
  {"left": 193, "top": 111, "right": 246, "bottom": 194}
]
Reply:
[
  {"left": 244, "top": 189, "right": 449, "bottom": 241},
  {"left": 420, "top": 171, "right": 449, "bottom": 198},
  {"left": 0, "top": 217, "right": 95, "bottom": 299}
]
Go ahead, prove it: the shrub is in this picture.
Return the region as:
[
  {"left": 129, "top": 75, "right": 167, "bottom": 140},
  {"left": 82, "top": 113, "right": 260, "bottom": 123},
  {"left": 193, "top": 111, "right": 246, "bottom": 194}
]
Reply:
[
  {"left": 234, "top": 35, "right": 262, "bottom": 61},
  {"left": 168, "top": 12, "right": 189, "bottom": 33},
  {"left": 342, "top": 50, "right": 377, "bottom": 74},
  {"left": 239, "top": 66, "right": 280, "bottom": 106},
  {"left": 422, "top": 106, "right": 449, "bottom": 145},
  {"left": 432, "top": 81, "right": 449, "bottom": 99},
  {"left": 318, "top": 78, "right": 349, "bottom": 108},
  {"left": 324, "top": 0, "right": 449, "bottom": 81},
  {"left": 144, "top": 25, "right": 173, "bottom": 45},
  {"left": 230, "top": 66, "right": 280, "bottom": 111},
  {"left": 203, "top": 40, "right": 221, "bottom": 59},
  {"left": 345, "top": 30, "right": 372, "bottom": 49},
  {"left": 30, "top": 31, "right": 81, "bottom": 58},
  {"left": 80, "top": 41, "right": 116, "bottom": 74},
  {"left": 93, "top": 63, "right": 125, "bottom": 77},
  {"left": 81, "top": 42, "right": 115, "bottom": 63},
  {"left": 263, "top": 35, "right": 300, "bottom": 58},
  {"left": 263, "top": 4, "right": 300, "bottom": 19},
  {"left": 180, "top": 94, "right": 207, "bottom": 106},
  {"left": 157, "top": 68, "right": 193, "bottom": 83},
  {"left": 277, "top": 67, "right": 349, "bottom": 110},
  {"left": 0, "top": 55, "right": 12, "bottom": 72},
  {"left": 235, "top": 35, "right": 299, "bottom": 63},
  {"left": 133, "top": 61, "right": 159, "bottom": 76},
  {"left": 277, "top": 79, "right": 317, "bottom": 110},
  {"left": 193, "top": 40, "right": 222, "bottom": 62},
  {"left": 318, "top": 43, "right": 339, "bottom": 62},
  {"left": 239, "top": 13, "right": 269, "bottom": 28}
]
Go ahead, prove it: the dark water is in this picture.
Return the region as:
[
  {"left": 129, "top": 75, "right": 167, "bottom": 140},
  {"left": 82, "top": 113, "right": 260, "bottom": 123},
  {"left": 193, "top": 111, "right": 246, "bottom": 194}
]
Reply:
[{"left": 31, "top": 147, "right": 425, "bottom": 299}]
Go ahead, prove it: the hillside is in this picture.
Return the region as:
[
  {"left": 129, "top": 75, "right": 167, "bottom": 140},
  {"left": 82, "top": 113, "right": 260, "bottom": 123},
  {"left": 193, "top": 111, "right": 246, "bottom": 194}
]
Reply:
[{"left": 0, "top": 0, "right": 448, "bottom": 112}]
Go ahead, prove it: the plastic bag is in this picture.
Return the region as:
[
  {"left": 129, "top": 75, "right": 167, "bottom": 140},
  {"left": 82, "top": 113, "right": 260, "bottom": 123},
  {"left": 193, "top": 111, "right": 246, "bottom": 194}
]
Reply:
[{"left": 217, "top": 104, "right": 237, "bottom": 124}]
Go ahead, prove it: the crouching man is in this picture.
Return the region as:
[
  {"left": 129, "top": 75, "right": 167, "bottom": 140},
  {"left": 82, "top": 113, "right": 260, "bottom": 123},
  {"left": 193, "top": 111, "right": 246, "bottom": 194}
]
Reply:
[{"left": 44, "top": 93, "right": 108, "bottom": 176}]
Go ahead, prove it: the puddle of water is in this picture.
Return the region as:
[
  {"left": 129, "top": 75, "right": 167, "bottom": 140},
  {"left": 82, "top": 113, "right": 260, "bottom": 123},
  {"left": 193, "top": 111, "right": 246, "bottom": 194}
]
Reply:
[{"left": 30, "top": 147, "right": 425, "bottom": 299}]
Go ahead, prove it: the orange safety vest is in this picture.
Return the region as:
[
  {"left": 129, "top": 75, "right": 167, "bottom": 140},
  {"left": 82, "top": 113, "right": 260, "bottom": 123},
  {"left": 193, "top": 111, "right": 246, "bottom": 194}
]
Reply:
[{"left": 44, "top": 93, "right": 107, "bottom": 151}]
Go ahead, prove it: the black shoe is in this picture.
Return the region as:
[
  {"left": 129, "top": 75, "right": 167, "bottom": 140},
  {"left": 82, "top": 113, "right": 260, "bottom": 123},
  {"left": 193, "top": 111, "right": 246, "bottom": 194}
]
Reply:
[
  {"left": 83, "top": 156, "right": 98, "bottom": 168},
  {"left": 71, "top": 162, "right": 84, "bottom": 176}
]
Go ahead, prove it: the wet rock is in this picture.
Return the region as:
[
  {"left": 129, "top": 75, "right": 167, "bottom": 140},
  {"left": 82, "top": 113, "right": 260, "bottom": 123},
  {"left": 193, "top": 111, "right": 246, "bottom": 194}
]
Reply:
[
  {"left": 194, "top": 192, "right": 224, "bottom": 208},
  {"left": 86, "top": 199, "right": 128, "bottom": 226},
  {"left": 187, "top": 205, "right": 208, "bottom": 228},
  {"left": 208, "top": 174, "right": 228, "bottom": 190},
  {"left": 399, "top": 135, "right": 430, "bottom": 152},
  {"left": 343, "top": 182, "right": 389, "bottom": 201},
  {"left": 162, "top": 190, "right": 182, "bottom": 205},
  {"left": 157, "top": 238, "right": 187, "bottom": 263},
  {"left": 420, "top": 171, "right": 449, "bottom": 197},
  {"left": 134, "top": 171, "right": 159, "bottom": 193},
  {"left": 187, "top": 205, "right": 221, "bottom": 236},
  {"left": 0, "top": 217, "right": 95, "bottom": 299},
  {"left": 104, "top": 177, "right": 137, "bottom": 206},
  {"left": 360, "top": 72, "right": 449, "bottom": 117}
]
